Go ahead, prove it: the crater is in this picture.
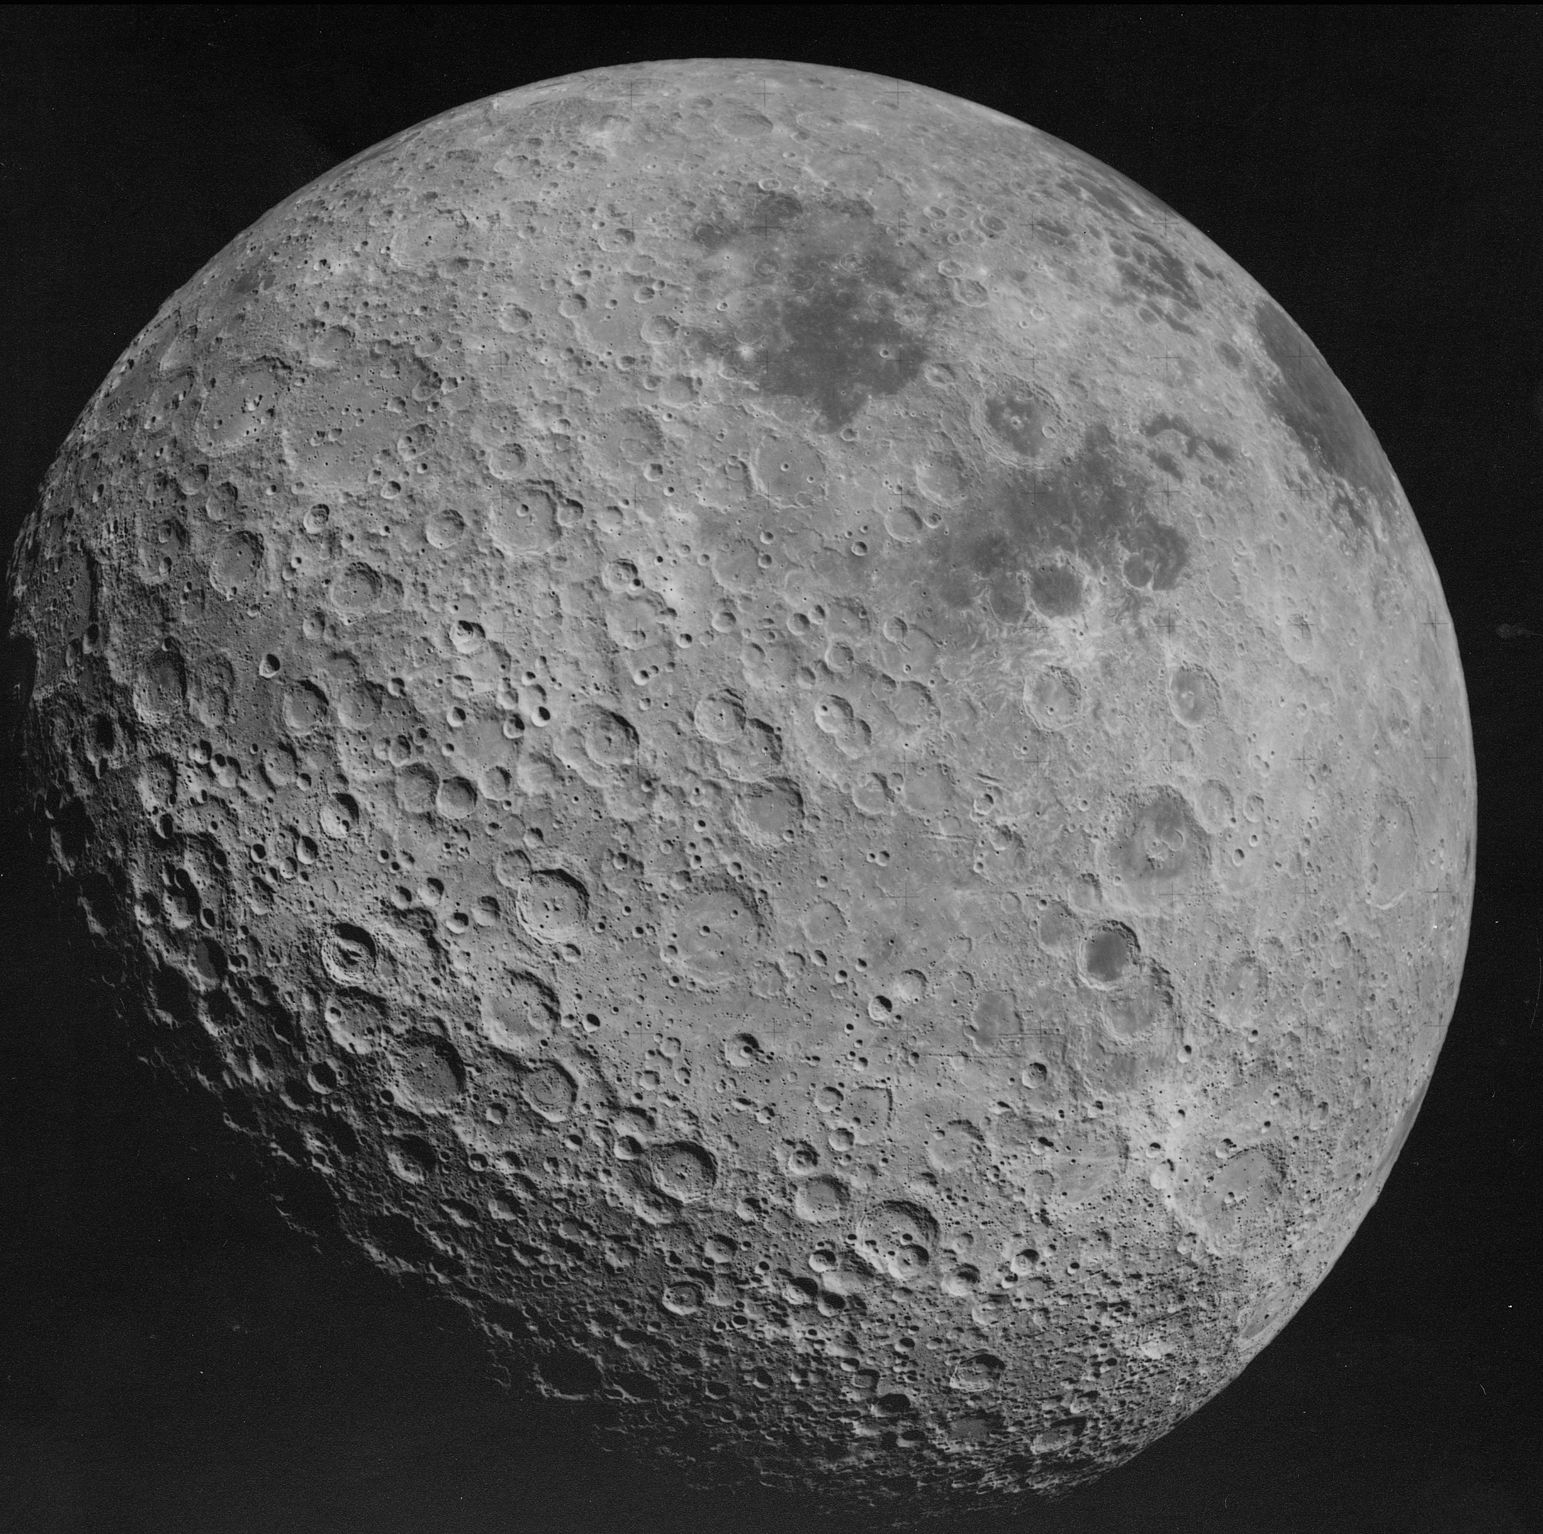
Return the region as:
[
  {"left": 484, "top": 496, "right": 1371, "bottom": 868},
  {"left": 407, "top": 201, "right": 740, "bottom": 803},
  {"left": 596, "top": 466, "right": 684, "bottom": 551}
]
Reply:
[
  {"left": 1099, "top": 963, "right": 1175, "bottom": 1043},
  {"left": 483, "top": 971, "right": 559, "bottom": 1055},
  {"left": 322, "top": 923, "right": 377, "bottom": 984},
  {"left": 516, "top": 869, "right": 592, "bottom": 943},
  {"left": 967, "top": 989, "right": 1020, "bottom": 1052},
  {"left": 664, "top": 879, "right": 765, "bottom": 987},
  {"left": 693, "top": 687, "right": 747, "bottom": 743},
  {"left": 855, "top": 1200, "right": 940, "bottom": 1283},
  {"left": 978, "top": 379, "right": 1062, "bottom": 461},
  {"left": 1184, "top": 1141, "right": 1287, "bottom": 1253},
  {"left": 715, "top": 717, "right": 782, "bottom": 782},
  {"left": 323, "top": 991, "right": 391, "bottom": 1056},
  {"left": 579, "top": 707, "right": 640, "bottom": 767},
  {"left": 950, "top": 1352, "right": 1006, "bottom": 1393},
  {"left": 208, "top": 530, "right": 265, "bottom": 598},
  {"left": 1027, "top": 561, "right": 1084, "bottom": 618},
  {"left": 732, "top": 777, "right": 805, "bottom": 846},
  {"left": 1168, "top": 663, "right": 1219, "bottom": 726},
  {"left": 133, "top": 644, "right": 187, "bottom": 725},
  {"left": 521, "top": 1061, "right": 578, "bottom": 1123},
  {"left": 648, "top": 1141, "right": 718, "bottom": 1203},
  {"left": 1101, "top": 787, "right": 1210, "bottom": 910},
  {"left": 926, "top": 1120, "right": 983, "bottom": 1173},
  {"left": 1081, "top": 922, "right": 1139, "bottom": 986},
  {"left": 1211, "top": 950, "right": 1268, "bottom": 1029},
  {"left": 486, "top": 480, "right": 562, "bottom": 556},
  {"left": 1025, "top": 665, "right": 1082, "bottom": 730},
  {"left": 389, "top": 1035, "right": 466, "bottom": 1114},
  {"left": 793, "top": 1173, "right": 851, "bottom": 1224}
]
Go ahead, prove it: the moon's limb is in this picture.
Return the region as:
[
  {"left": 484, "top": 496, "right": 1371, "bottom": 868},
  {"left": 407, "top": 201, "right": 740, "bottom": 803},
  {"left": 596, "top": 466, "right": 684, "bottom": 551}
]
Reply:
[{"left": 2, "top": 59, "right": 1474, "bottom": 1516}]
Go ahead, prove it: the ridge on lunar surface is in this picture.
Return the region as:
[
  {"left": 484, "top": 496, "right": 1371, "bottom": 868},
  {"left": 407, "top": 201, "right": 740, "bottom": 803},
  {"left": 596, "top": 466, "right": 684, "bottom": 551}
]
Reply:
[{"left": 2, "top": 59, "right": 1473, "bottom": 1516}]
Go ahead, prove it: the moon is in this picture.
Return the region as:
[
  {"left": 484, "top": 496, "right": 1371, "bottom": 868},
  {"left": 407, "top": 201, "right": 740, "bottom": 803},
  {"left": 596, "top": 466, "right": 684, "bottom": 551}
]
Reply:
[{"left": 1, "top": 59, "right": 1473, "bottom": 1515}]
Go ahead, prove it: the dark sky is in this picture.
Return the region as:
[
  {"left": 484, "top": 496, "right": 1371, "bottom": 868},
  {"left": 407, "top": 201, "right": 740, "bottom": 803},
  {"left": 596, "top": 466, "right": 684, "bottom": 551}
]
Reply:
[{"left": 1, "top": 8, "right": 1538, "bottom": 1533}]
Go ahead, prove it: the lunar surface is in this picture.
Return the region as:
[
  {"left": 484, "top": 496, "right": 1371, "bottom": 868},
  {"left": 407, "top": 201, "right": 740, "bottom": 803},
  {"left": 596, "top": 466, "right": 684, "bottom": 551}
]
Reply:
[{"left": 2, "top": 60, "right": 1474, "bottom": 1514}]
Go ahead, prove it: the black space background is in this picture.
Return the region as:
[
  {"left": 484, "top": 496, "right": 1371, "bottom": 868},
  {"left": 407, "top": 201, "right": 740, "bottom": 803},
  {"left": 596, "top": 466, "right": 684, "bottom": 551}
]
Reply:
[{"left": 1, "top": 7, "right": 1539, "bottom": 1532}]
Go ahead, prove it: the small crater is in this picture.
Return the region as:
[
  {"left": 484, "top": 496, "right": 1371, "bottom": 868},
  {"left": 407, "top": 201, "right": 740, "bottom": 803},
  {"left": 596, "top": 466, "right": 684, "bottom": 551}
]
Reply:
[
  {"left": 601, "top": 557, "right": 641, "bottom": 594},
  {"left": 837, "top": 1085, "right": 893, "bottom": 1143},
  {"left": 967, "top": 989, "right": 1019, "bottom": 1052},
  {"left": 1192, "top": 1144, "right": 1286, "bottom": 1250},
  {"left": 319, "top": 793, "right": 360, "bottom": 839},
  {"left": 1042, "top": 1121, "right": 1126, "bottom": 1202},
  {"left": 335, "top": 681, "right": 381, "bottom": 731},
  {"left": 1194, "top": 778, "right": 1234, "bottom": 833},
  {"left": 1036, "top": 901, "right": 1081, "bottom": 952},
  {"left": 1212, "top": 951, "right": 1268, "bottom": 1029},
  {"left": 913, "top": 447, "right": 970, "bottom": 505}
]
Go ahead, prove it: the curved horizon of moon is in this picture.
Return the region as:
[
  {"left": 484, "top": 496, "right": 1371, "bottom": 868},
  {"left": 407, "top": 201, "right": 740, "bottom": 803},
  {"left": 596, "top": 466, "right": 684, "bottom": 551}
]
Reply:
[{"left": 1, "top": 59, "right": 1473, "bottom": 1515}]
